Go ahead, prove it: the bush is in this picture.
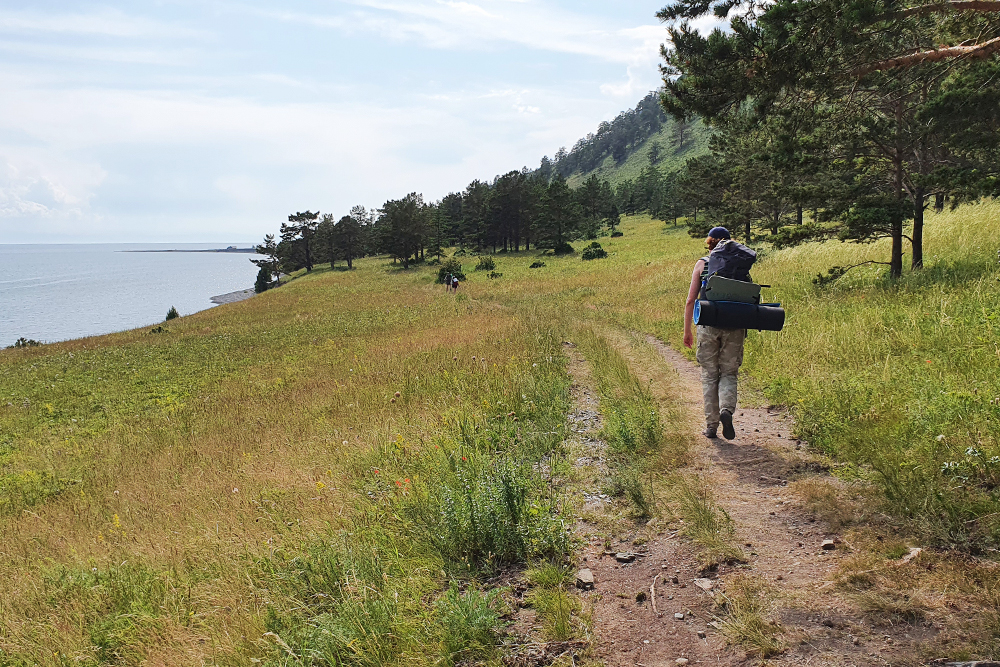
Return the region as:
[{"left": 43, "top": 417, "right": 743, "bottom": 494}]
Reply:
[
  {"left": 148, "top": 326, "right": 167, "bottom": 334},
  {"left": 529, "top": 261, "right": 546, "bottom": 269},
  {"left": 581, "top": 242, "right": 608, "bottom": 260},
  {"left": 475, "top": 256, "right": 496, "bottom": 271},
  {"left": 552, "top": 242, "right": 574, "bottom": 255},
  {"left": 487, "top": 272, "right": 503, "bottom": 280},
  {"left": 254, "top": 267, "right": 272, "bottom": 293},
  {"left": 611, "top": 231, "right": 624, "bottom": 238},
  {"left": 437, "top": 259, "right": 466, "bottom": 284},
  {"left": 165, "top": 307, "right": 179, "bottom": 321},
  {"left": 8, "top": 337, "right": 41, "bottom": 349}
]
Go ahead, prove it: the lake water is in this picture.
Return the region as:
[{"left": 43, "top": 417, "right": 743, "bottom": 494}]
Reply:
[{"left": 0, "top": 244, "right": 262, "bottom": 345}]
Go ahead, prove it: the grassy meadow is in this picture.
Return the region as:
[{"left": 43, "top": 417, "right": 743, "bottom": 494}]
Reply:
[{"left": 2, "top": 200, "right": 1000, "bottom": 663}]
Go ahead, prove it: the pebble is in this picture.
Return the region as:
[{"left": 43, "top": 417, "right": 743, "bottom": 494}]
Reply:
[
  {"left": 821, "top": 539, "right": 837, "bottom": 551},
  {"left": 676, "top": 659, "right": 690, "bottom": 666},
  {"left": 693, "top": 578, "right": 714, "bottom": 592},
  {"left": 674, "top": 612, "right": 685, "bottom": 620},
  {"left": 697, "top": 630, "right": 706, "bottom": 639},
  {"left": 576, "top": 568, "right": 595, "bottom": 591}
]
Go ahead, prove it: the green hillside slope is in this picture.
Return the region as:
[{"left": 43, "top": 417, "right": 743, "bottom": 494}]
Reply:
[
  {"left": 539, "top": 91, "right": 711, "bottom": 188},
  {"left": 567, "top": 118, "right": 711, "bottom": 187}
]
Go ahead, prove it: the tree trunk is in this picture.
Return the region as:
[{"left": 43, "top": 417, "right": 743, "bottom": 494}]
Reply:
[
  {"left": 935, "top": 193, "right": 944, "bottom": 213},
  {"left": 744, "top": 218, "right": 751, "bottom": 240},
  {"left": 912, "top": 187, "right": 925, "bottom": 269},
  {"left": 797, "top": 205, "right": 803, "bottom": 225},
  {"left": 890, "top": 104, "right": 905, "bottom": 280}
]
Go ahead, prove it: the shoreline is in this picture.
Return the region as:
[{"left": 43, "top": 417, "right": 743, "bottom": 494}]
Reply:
[{"left": 210, "top": 288, "right": 255, "bottom": 305}]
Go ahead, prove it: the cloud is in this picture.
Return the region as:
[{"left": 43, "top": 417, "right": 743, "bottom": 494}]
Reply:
[{"left": 262, "top": 1, "right": 668, "bottom": 68}]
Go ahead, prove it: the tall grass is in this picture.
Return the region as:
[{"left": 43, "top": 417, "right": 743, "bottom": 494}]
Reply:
[
  {"left": 574, "top": 330, "right": 669, "bottom": 519},
  {"left": 744, "top": 202, "right": 1000, "bottom": 549},
  {"left": 4, "top": 200, "right": 1000, "bottom": 661}
]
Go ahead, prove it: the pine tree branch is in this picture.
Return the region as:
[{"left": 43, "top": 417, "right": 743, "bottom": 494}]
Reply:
[
  {"left": 894, "top": 1, "right": 1000, "bottom": 19},
  {"left": 856, "top": 35, "right": 1000, "bottom": 75}
]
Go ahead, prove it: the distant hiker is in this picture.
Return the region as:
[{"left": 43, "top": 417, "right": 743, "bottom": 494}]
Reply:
[
  {"left": 452, "top": 276, "right": 459, "bottom": 292},
  {"left": 683, "top": 226, "right": 745, "bottom": 440},
  {"left": 444, "top": 273, "right": 452, "bottom": 292}
]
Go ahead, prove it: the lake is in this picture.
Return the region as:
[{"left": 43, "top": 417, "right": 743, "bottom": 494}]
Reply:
[{"left": 0, "top": 244, "right": 262, "bottom": 345}]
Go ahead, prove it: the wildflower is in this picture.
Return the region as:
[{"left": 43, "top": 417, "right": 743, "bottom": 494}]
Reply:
[
  {"left": 316, "top": 481, "right": 326, "bottom": 490},
  {"left": 374, "top": 468, "right": 380, "bottom": 474},
  {"left": 461, "top": 456, "right": 467, "bottom": 461},
  {"left": 405, "top": 478, "right": 410, "bottom": 483}
]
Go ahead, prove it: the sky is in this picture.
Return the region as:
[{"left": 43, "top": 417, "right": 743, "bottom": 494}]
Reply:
[{"left": 0, "top": 1, "right": 706, "bottom": 243}]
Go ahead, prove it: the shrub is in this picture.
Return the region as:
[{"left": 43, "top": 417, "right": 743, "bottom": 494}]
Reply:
[
  {"left": 611, "top": 231, "right": 624, "bottom": 238},
  {"left": 8, "top": 337, "right": 41, "bottom": 349},
  {"left": 475, "top": 256, "right": 496, "bottom": 271},
  {"left": 148, "top": 326, "right": 167, "bottom": 334},
  {"left": 529, "top": 261, "right": 546, "bottom": 269},
  {"left": 488, "top": 272, "right": 503, "bottom": 280},
  {"left": 437, "top": 259, "right": 465, "bottom": 284},
  {"left": 165, "top": 307, "right": 179, "bottom": 321},
  {"left": 254, "top": 267, "right": 272, "bottom": 293},
  {"left": 581, "top": 242, "right": 608, "bottom": 261},
  {"left": 552, "top": 242, "right": 574, "bottom": 255}
]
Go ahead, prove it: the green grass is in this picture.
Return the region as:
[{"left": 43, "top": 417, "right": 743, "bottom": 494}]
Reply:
[{"left": 3, "top": 199, "right": 1000, "bottom": 662}]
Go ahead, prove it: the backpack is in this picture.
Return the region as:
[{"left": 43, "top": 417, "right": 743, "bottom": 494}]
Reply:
[
  {"left": 706, "top": 240, "right": 756, "bottom": 282},
  {"left": 700, "top": 240, "right": 756, "bottom": 299}
]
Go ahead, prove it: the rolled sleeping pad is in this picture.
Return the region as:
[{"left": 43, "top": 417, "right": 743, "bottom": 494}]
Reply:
[{"left": 694, "top": 300, "right": 785, "bottom": 331}]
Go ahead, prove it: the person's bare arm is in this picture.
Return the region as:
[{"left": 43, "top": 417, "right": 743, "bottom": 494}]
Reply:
[{"left": 683, "top": 259, "right": 705, "bottom": 349}]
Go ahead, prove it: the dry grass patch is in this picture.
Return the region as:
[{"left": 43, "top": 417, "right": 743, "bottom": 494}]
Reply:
[
  {"left": 669, "top": 475, "right": 746, "bottom": 571},
  {"left": 789, "top": 476, "right": 859, "bottom": 530},
  {"left": 714, "top": 574, "right": 784, "bottom": 658}
]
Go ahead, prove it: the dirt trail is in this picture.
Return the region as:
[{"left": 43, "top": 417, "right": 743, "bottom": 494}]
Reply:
[{"left": 566, "top": 336, "right": 932, "bottom": 666}]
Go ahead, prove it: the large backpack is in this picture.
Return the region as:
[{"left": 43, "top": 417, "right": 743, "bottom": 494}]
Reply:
[
  {"left": 700, "top": 240, "right": 757, "bottom": 300},
  {"left": 706, "top": 240, "right": 756, "bottom": 282}
]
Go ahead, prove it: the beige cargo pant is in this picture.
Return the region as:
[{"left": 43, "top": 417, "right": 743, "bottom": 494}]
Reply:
[{"left": 696, "top": 325, "right": 746, "bottom": 430}]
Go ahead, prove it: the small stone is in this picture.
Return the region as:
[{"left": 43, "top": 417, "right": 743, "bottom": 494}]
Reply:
[
  {"left": 852, "top": 637, "right": 861, "bottom": 646},
  {"left": 674, "top": 612, "right": 685, "bottom": 620},
  {"left": 776, "top": 575, "right": 783, "bottom": 581},
  {"left": 821, "top": 539, "right": 836, "bottom": 551},
  {"left": 576, "top": 569, "right": 595, "bottom": 590},
  {"left": 693, "top": 578, "right": 714, "bottom": 592},
  {"left": 615, "top": 552, "right": 636, "bottom": 563},
  {"left": 676, "top": 659, "right": 690, "bottom": 666},
  {"left": 671, "top": 576, "right": 679, "bottom": 584},
  {"left": 697, "top": 630, "right": 706, "bottom": 639}
]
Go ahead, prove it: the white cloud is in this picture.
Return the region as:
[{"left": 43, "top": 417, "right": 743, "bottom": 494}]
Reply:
[{"left": 264, "top": 0, "right": 667, "bottom": 68}]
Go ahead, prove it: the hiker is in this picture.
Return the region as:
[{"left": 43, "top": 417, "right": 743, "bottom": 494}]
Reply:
[
  {"left": 452, "top": 276, "right": 459, "bottom": 293},
  {"left": 683, "top": 226, "right": 745, "bottom": 440},
  {"left": 444, "top": 273, "right": 452, "bottom": 292}
]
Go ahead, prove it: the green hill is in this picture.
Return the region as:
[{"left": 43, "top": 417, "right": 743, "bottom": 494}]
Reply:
[
  {"left": 540, "top": 91, "right": 712, "bottom": 188},
  {"left": 567, "top": 116, "right": 712, "bottom": 188}
]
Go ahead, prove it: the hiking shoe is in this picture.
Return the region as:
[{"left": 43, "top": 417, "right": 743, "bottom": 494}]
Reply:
[
  {"left": 720, "top": 410, "right": 736, "bottom": 440},
  {"left": 704, "top": 427, "right": 718, "bottom": 439}
]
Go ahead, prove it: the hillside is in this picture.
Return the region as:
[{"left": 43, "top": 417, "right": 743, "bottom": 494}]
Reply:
[
  {"left": 2, "top": 203, "right": 1000, "bottom": 664},
  {"left": 540, "top": 91, "right": 712, "bottom": 188}
]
